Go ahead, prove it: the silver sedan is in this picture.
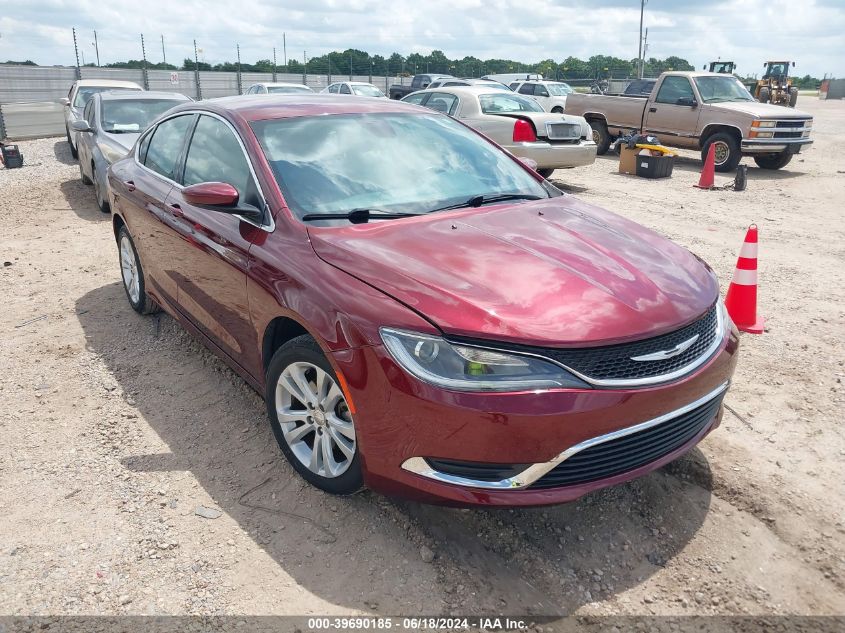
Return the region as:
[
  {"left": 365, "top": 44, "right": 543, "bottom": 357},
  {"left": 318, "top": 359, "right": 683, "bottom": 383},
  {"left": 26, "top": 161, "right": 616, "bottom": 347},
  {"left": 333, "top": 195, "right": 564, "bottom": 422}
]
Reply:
[
  {"left": 72, "top": 91, "right": 191, "bottom": 212},
  {"left": 402, "top": 86, "right": 596, "bottom": 177}
]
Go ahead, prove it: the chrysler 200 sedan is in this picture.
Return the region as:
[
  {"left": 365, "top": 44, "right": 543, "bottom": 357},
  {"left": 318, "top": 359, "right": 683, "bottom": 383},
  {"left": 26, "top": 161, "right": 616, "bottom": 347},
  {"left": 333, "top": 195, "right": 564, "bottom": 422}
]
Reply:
[{"left": 107, "top": 95, "right": 738, "bottom": 506}]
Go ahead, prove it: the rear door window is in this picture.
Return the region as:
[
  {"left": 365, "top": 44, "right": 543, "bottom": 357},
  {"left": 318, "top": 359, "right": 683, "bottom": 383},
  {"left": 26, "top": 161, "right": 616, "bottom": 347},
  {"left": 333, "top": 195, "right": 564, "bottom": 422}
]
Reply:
[
  {"left": 424, "top": 93, "right": 458, "bottom": 115},
  {"left": 340, "top": 84, "right": 352, "bottom": 94},
  {"left": 143, "top": 114, "right": 194, "bottom": 181},
  {"left": 518, "top": 83, "right": 535, "bottom": 95}
]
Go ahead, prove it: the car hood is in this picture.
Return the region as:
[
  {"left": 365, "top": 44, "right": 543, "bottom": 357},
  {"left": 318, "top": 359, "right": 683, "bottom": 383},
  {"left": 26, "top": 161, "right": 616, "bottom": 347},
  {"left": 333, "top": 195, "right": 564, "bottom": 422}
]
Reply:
[
  {"left": 103, "top": 131, "right": 140, "bottom": 152},
  {"left": 307, "top": 197, "right": 718, "bottom": 347},
  {"left": 711, "top": 100, "right": 812, "bottom": 119}
]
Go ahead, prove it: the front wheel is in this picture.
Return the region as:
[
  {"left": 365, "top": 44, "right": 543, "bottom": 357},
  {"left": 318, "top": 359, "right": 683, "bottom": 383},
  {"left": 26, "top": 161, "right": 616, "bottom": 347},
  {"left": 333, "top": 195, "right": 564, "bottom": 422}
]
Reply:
[
  {"left": 759, "top": 87, "right": 770, "bottom": 104},
  {"left": 702, "top": 132, "right": 742, "bottom": 172},
  {"left": 788, "top": 87, "right": 798, "bottom": 107},
  {"left": 589, "top": 119, "right": 612, "bottom": 155},
  {"left": 537, "top": 168, "right": 555, "bottom": 178},
  {"left": 266, "top": 335, "right": 363, "bottom": 495},
  {"left": 79, "top": 160, "right": 92, "bottom": 185},
  {"left": 118, "top": 226, "right": 159, "bottom": 315},
  {"left": 754, "top": 153, "right": 793, "bottom": 170}
]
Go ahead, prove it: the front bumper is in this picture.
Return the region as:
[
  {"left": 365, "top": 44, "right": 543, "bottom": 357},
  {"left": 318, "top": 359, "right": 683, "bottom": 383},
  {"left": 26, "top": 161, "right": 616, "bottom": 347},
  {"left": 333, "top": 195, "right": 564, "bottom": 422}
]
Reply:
[
  {"left": 741, "top": 138, "right": 812, "bottom": 154},
  {"left": 330, "top": 326, "right": 739, "bottom": 507},
  {"left": 508, "top": 140, "right": 598, "bottom": 169}
]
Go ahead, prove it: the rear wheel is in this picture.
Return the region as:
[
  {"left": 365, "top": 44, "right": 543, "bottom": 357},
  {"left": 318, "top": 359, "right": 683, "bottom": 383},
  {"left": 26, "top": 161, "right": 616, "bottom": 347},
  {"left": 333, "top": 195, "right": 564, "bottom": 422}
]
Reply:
[
  {"left": 589, "top": 119, "right": 611, "bottom": 155},
  {"left": 118, "top": 226, "right": 159, "bottom": 315},
  {"left": 93, "top": 165, "right": 110, "bottom": 213},
  {"left": 551, "top": 106, "right": 564, "bottom": 114},
  {"left": 702, "top": 132, "right": 741, "bottom": 172},
  {"left": 788, "top": 87, "right": 798, "bottom": 107},
  {"left": 537, "top": 168, "right": 555, "bottom": 179},
  {"left": 759, "top": 87, "right": 770, "bottom": 103},
  {"left": 265, "top": 335, "right": 363, "bottom": 495},
  {"left": 66, "top": 127, "right": 78, "bottom": 159},
  {"left": 754, "top": 152, "right": 793, "bottom": 170}
]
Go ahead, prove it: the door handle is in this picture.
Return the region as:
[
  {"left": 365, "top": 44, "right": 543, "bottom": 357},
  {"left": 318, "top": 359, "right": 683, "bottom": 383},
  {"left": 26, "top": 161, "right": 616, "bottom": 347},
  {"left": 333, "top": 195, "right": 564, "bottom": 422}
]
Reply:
[
  {"left": 125, "top": 180, "right": 136, "bottom": 192},
  {"left": 648, "top": 107, "right": 657, "bottom": 113},
  {"left": 167, "top": 202, "right": 184, "bottom": 217}
]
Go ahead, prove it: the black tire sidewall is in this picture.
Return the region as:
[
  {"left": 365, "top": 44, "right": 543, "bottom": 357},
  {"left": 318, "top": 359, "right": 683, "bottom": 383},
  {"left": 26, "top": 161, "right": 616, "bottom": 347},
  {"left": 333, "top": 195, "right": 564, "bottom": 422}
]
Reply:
[
  {"left": 67, "top": 128, "right": 78, "bottom": 159},
  {"left": 117, "top": 226, "right": 153, "bottom": 314},
  {"left": 590, "top": 120, "right": 611, "bottom": 155},
  {"left": 537, "top": 168, "right": 554, "bottom": 179},
  {"left": 703, "top": 132, "right": 741, "bottom": 172},
  {"left": 93, "top": 165, "right": 110, "bottom": 213},
  {"left": 265, "top": 335, "right": 364, "bottom": 495},
  {"left": 754, "top": 153, "right": 793, "bottom": 170}
]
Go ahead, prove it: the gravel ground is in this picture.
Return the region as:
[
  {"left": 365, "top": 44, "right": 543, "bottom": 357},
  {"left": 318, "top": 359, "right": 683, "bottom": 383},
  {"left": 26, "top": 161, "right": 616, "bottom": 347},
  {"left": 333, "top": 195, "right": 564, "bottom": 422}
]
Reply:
[{"left": 0, "top": 98, "right": 843, "bottom": 624}]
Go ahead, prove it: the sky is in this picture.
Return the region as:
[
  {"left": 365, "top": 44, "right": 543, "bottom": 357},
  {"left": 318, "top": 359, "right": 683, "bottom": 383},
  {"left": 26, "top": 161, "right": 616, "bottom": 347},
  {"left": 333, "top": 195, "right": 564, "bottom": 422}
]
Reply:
[{"left": 1, "top": 0, "right": 843, "bottom": 77}]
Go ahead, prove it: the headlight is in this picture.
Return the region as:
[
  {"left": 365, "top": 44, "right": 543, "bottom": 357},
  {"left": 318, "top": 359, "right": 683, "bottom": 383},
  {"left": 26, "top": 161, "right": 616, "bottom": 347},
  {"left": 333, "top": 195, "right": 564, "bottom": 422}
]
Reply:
[
  {"left": 380, "top": 328, "right": 589, "bottom": 392},
  {"left": 753, "top": 120, "right": 777, "bottom": 128}
]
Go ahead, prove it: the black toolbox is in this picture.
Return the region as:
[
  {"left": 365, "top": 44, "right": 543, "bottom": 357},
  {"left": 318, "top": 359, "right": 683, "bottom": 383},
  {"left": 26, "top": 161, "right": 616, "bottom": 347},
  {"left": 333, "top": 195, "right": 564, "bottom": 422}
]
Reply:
[
  {"left": 635, "top": 153, "right": 673, "bottom": 179},
  {"left": 1, "top": 143, "right": 23, "bottom": 169}
]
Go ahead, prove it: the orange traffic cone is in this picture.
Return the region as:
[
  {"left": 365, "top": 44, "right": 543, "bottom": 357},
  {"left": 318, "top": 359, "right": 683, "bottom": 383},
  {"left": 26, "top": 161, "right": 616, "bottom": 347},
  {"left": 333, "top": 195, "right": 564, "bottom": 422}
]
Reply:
[
  {"left": 695, "top": 143, "right": 716, "bottom": 189},
  {"left": 724, "top": 224, "right": 765, "bottom": 334}
]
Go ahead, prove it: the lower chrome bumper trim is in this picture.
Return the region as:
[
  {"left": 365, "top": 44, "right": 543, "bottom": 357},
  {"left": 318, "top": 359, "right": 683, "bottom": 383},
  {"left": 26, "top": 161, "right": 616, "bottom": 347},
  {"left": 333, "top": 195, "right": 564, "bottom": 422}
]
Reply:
[{"left": 400, "top": 381, "right": 730, "bottom": 490}]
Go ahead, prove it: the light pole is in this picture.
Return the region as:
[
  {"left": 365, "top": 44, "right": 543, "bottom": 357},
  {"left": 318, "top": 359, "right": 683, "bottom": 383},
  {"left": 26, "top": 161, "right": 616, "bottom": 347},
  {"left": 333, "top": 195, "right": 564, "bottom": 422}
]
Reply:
[{"left": 638, "top": 0, "right": 647, "bottom": 79}]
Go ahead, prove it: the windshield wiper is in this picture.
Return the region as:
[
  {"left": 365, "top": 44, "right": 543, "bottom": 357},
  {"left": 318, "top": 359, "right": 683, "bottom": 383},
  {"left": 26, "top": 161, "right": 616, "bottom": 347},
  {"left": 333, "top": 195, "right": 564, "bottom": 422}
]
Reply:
[
  {"left": 301, "top": 208, "right": 425, "bottom": 224},
  {"left": 105, "top": 129, "right": 134, "bottom": 134},
  {"left": 429, "top": 193, "right": 544, "bottom": 213}
]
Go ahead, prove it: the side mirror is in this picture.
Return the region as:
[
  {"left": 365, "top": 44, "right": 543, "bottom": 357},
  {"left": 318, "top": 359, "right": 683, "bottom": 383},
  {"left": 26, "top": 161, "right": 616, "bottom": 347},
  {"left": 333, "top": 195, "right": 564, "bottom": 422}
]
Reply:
[
  {"left": 182, "top": 182, "right": 264, "bottom": 223},
  {"left": 71, "top": 120, "right": 92, "bottom": 132},
  {"left": 60, "top": 97, "right": 70, "bottom": 106},
  {"left": 519, "top": 157, "right": 539, "bottom": 172},
  {"left": 677, "top": 96, "right": 697, "bottom": 107}
]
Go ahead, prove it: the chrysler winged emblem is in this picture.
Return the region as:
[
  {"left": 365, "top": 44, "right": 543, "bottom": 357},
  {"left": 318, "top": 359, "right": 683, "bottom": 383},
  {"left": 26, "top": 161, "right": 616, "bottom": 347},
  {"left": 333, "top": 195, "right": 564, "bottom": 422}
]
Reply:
[{"left": 630, "top": 334, "right": 699, "bottom": 362}]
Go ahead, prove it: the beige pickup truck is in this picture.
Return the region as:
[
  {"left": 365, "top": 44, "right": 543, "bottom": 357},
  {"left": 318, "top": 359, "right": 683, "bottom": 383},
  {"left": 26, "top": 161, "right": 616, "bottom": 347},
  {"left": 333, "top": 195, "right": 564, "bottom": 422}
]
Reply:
[{"left": 565, "top": 71, "right": 813, "bottom": 171}]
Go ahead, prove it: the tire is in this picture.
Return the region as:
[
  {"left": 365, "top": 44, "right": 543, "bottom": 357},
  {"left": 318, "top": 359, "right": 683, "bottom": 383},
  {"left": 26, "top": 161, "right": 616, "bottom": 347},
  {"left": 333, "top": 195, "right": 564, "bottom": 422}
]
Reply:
[
  {"left": 759, "top": 87, "right": 770, "bottom": 104},
  {"left": 754, "top": 153, "right": 793, "bottom": 170},
  {"left": 702, "top": 132, "right": 741, "bottom": 172},
  {"left": 66, "top": 127, "right": 79, "bottom": 159},
  {"left": 79, "top": 160, "right": 92, "bottom": 185},
  {"left": 788, "top": 87, "right": 798, "bottom": 107},
  {"left": 265, "top": 335, "right": 364, "bottom": 495},
  {"left": 551, "top": 106, "right": 563, "bottom": 114},
  {"left": 537, "top": 168, "right": 555, "bottom": 179},
  {"left": 117, "top": 226, "right": 159, "bottom": 315},
  {"left": 93, "top": 165, "right": 110, "bottom": 213},
  {"left": 589, "top": 119, "right": 612, "bottom": 155}
]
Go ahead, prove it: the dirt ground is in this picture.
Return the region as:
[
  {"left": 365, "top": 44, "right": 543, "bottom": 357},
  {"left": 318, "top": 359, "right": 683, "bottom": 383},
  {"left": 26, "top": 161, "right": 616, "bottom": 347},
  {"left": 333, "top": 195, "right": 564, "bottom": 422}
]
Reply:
[{"left": 1, "top": 97, "right": 843, "bottom": 623}]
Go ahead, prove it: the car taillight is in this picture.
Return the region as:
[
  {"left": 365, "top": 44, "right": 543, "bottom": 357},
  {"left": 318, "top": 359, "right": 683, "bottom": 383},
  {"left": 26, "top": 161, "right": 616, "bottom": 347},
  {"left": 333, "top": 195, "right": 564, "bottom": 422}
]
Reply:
[{"left": 512, "top": 119, "right": 537, "bottom": 143}]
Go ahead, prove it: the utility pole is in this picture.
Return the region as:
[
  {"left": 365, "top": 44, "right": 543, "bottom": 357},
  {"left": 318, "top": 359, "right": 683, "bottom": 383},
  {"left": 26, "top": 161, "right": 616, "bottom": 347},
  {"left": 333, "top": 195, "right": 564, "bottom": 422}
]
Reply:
[
  {"left": 638, "top": 0, "right": 647, "bottom": 79},
  {"left": 272, "top": 47, "right": 277, "bottom": 81},
  {"left": 303, "top": 50, "right": 307, "bottom": 86},
  {"left": 642, "top": 28, "right": 649, "bottom": 77},
  {"left": 236, "top": 43, "right": 242, "bottom": 94},
  {"left": 93, "top": 30, "right": 100, "bottom": 66},
  {"left": 283, "top": 33, "right": 287, "bottom": 70},
  {"left": 72, "top": 27, "right": 81, "bottom": 78},
  {"left": 193, "top": 39, "right": 202, "bottom": 100},
  {"left": 161, "top": 35, "right": 166, "bottom": 66},
  {"left": 140, "top": 34, "right": 149, "bottom": 89},
  {"left": 349, "top": 53, "right": 353, "bottom": 80}
]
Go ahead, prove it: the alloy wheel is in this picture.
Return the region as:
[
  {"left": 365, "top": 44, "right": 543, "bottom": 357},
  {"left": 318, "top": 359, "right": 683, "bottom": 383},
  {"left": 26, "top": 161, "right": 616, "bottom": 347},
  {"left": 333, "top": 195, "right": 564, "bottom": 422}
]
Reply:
[
  {"left": 275, "top": 362, "right": 356, "bottom": 478},
  {"left": 119, "top": 235, "right": 140, "bottom": 304},
  {"left": 712, "top": 141, "right": 729, "bottom": 166}
]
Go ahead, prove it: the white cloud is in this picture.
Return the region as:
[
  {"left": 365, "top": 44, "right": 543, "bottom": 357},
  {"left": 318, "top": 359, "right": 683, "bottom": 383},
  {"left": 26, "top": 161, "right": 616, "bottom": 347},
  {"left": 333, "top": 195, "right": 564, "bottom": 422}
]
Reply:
[{"left": 0, "top": 0, "right": 841, "bottom": 77}]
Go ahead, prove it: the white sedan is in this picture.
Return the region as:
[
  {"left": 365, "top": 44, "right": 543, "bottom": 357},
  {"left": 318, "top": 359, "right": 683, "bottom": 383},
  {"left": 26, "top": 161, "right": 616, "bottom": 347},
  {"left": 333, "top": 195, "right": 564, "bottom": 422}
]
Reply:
[
  {"left": 322, "top": 81, "right": 386, "bottom": 98},
  {"left": 402, "top": 86, "right": 596, "bottom": 177},
  {"left": 509, "top": 80, "right": 575, "bottom": 113}
]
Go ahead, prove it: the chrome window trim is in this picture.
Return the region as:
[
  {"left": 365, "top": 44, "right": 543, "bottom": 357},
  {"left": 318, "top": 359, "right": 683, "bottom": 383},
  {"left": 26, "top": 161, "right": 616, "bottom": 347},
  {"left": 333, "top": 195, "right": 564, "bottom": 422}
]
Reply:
[
  {"left": 133, "top": 109, "right": 275, "bottom": 233},
  {"left": 401, "top": 380, "right": 729, "bottom": 490}
]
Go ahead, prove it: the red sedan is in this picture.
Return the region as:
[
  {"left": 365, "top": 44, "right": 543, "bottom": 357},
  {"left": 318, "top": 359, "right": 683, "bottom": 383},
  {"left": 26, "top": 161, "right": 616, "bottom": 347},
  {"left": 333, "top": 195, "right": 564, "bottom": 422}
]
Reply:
[{"left": 107, "top": 95, "right": 738, "bottom": 507}]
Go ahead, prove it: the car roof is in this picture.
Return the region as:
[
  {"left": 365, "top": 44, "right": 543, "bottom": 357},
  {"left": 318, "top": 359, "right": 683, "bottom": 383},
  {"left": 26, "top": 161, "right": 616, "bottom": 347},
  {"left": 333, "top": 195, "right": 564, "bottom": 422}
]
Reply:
[
  {"left": 178, "top": 94, "right": 424, "bottom": 121},
  {"left": 253, "top": 82, "right": 310, "bottom": 87},
  {"left": 74, "top": 79, "right": 143, "bottom": 88},
  {"left": 410, "top": 86, "right": 523, "bottom": 96},
  {"left": 97, "top": 90, "right": 190, "bottom": 102}
]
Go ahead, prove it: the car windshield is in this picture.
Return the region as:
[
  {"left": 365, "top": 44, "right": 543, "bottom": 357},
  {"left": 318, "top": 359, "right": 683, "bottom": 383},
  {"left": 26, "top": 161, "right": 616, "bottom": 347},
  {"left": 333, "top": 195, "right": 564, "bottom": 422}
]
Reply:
[
  {"left": 101, "top": 99, "right": 185, "bottom": 133},
  {"left": 478, "top": 93, "right": 544, "bottom": 113},
  {"left": 267, "top": 85, "right": 312, "bottom": 94},
  {"left": 251, "top": 112, "right": 548, "bottom": 221},
  {"left": 73, "top": 86, "right": 140, "bottom": 108},
  {"left": 352, "top": 85, "right": 384, "bottom": 97},
  {"left": 546, "top": 83, "right": 573, "bottom": 96},
  {"left": 693, "top": 76, "right": 755, "bottom": 103}
]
